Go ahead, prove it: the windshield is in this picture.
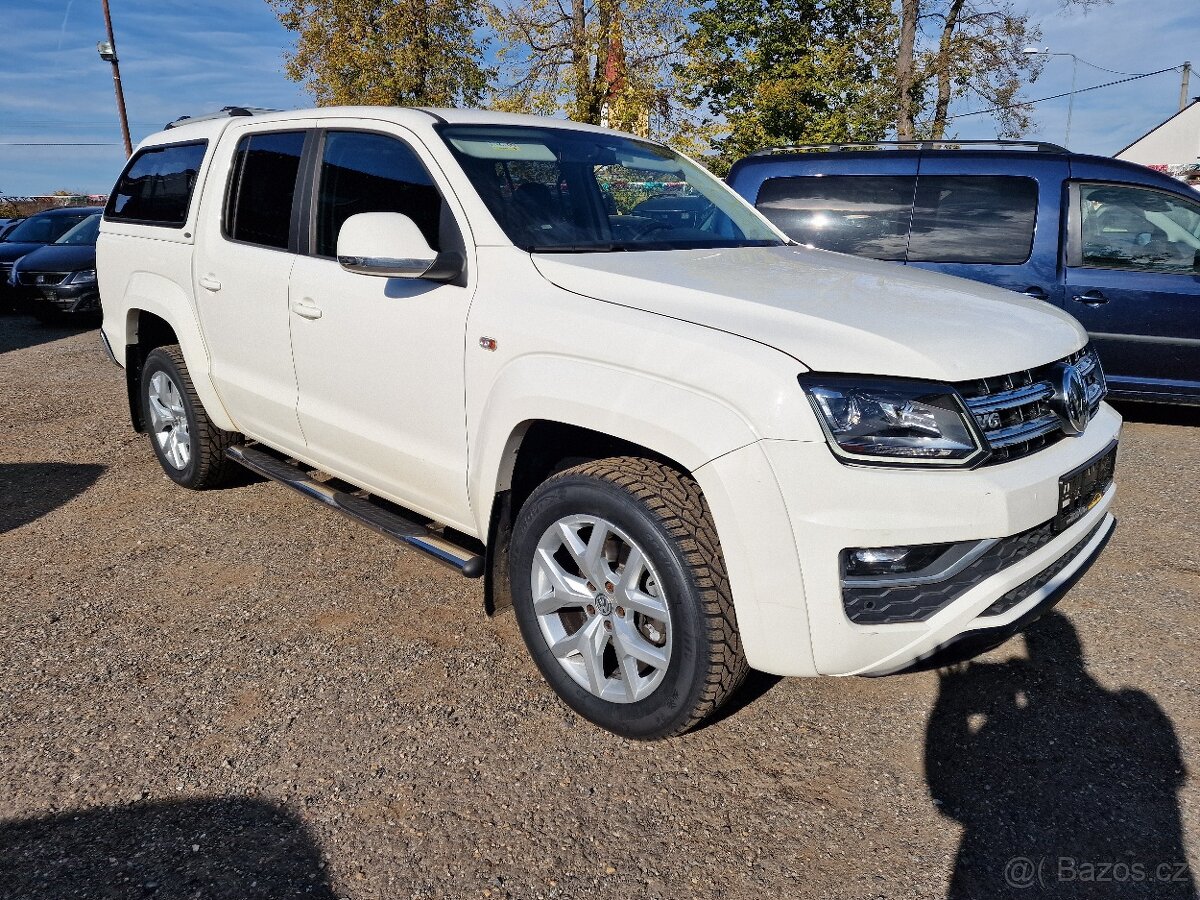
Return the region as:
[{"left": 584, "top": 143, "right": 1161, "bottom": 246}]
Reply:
[
  {"left": 439, "top": 125, "right": 783, "bottom": 252},
  {"left": 4, "top": 211, "right": 92, "bottom": 244},
  {"left": 55, "top": 214, "right": 101, "bottom": 246}
]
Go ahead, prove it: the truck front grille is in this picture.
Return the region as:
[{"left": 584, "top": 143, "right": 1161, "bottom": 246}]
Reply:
[{"left": 956, "top": 347, "right": 1107, "bottom": 465}]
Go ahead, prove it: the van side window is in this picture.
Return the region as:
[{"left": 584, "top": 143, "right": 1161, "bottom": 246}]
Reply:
[
  {"left": 105, "top": 141, "right": 207, "bottom": 227},
  {"left": 1077, "top": 183, "right": 1200, "bottom": 274},
  {"left": 755, "top": 175, "right": 915, "bottom": 260},
  {"left": 907, "top": 176, "right": 1037, "bottom": 264},
  {"left": 224, "top": 131, "right": 307, "bottom": 250},
  {"left": 315, "top": 132, "right": 442, "bottom": 258}
]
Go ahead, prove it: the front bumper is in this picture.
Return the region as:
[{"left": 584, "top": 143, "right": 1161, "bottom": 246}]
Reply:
[
  {"left": 37, "top": 282, "right": 100, "bottom": 313},
  {"left": 887, "top": 514, "right": 1114, "bottom": 673},
  {"left": 723, "top": 402, "right": 1121, "bottom": 677}
]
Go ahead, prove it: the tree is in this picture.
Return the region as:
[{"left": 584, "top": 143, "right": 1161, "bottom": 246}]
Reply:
[
  {"left": 488, "top": 0, "right": 690, "bottom": 136},
  {"left": 680, "top": 0, "right": 898, "bottom": 172},
  {"left": 894, "top": 0, "right": 1110, "bottom": 140},
  {"left": 267, "top": 0, "right": 491, "bottom": 108}
]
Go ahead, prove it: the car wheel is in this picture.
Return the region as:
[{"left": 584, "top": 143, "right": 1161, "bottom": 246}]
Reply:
[
  {"left": 510, "top": 456, "right": 748, "bottom": 739},
  {"left": 140, "top": 345, "right": 236, "bottom": 490}
]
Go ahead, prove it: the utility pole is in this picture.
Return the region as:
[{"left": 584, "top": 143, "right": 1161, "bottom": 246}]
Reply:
[
  {"left": 1181, "top": 62, "right": 1192, "bottom": 111},
  {"left": 99, "top": 0, "right": 133, "bottom": 158}
]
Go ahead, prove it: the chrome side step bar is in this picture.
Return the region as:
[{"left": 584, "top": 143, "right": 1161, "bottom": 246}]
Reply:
[{"left": 225, "top": 445, "right": 485, "bottom": 578}]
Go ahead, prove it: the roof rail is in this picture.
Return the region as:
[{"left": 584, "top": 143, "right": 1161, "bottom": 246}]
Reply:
[
  {"left": 748, "top": 139, "right": 1069, "bottom": 156},
  {"left": 163, "top": 106, "right": 281, "bottom": 129}
]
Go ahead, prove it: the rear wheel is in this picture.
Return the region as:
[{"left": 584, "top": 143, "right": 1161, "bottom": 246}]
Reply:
[
  {"left": 140, "top": 345, "right": 236, "bottom": 489},
  {"left": 510, "top": 457, "right": 748, "bottom": 739}
]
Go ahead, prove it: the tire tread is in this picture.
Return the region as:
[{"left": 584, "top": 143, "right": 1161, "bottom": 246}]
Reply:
[
  {"left": 145, "top": 344, "right": 236, "bottom": 490},
  {"left": 548, "top": 456, "right": 749, "bottom": 736}
]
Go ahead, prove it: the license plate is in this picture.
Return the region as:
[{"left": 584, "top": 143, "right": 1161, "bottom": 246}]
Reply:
[
  {"left": 44, "top": 290, "right": 57, "bottom": 301},
  {"left": 1056, "top": 441, "right": 1117, "bottom": 531}
]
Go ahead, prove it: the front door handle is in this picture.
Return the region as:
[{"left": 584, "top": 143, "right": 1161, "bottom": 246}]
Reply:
[
  {"left": 290, "top": 298, "right": 323, "bottom": 320},
  {"left": 1071, "top": 290, "right": 1109, "bottom": 307},
  {"left": 198, "top": 275, "right": 222, "bottom": 292},
  {"left": 1021, "top": 286, "right": 1049, "bottom": 301}
]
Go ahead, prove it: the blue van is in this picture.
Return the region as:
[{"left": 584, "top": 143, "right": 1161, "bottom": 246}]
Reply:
[{"left": 727, "top": 142, "right": 1200, "bottom": 405}]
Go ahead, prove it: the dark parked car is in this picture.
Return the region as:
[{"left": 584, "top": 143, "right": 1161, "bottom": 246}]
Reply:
[
  {"left": 11, "top": 213, "right": 102, "bottom": 322},
  {"left": 728, "top": 142, "right": 1200, "bottom": 405},
  {"left": 0, "top": 206, "right": 101, "bottom": 313}
]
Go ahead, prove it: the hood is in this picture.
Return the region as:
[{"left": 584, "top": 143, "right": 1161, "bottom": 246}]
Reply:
[
  {"left": 14, "top": 243, "right": 96, "bottom": 273},
  {"left": 0, "top": 242, "right": 48, "bottom": 264},
  {"left": 532, "top": 245, "right": 1087, "bottom": 382}
]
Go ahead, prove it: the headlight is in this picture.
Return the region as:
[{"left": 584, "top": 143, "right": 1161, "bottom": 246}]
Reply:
[
  {"left": 68, "top": 269, "right": 97, "bottom": 284},
  {"left": 799, "top": 375, "right": 985, "bottom": 467}
]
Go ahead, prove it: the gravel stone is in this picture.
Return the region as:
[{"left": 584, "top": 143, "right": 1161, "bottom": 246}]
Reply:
[{"left": 0, "top": 317, "right": 1197, "bottom": 898}]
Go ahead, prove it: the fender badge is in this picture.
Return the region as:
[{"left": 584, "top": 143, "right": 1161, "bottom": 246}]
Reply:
[{"left": 479, "top": 337, "right": 497, "bottom": 351}]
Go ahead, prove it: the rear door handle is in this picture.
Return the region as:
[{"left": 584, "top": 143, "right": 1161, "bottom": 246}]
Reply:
[
  {"left": 1071, "top": 290, "right": 1109, "bottom": 306},
  {"left": 1021, "top": 286, "right": 1049, "bottom": 301},
  {"left": 290, "top": 298, "right": 323, "bottom": 320},
  {"left": 198, "top": 275, "right": 222, "bottom": 292}
]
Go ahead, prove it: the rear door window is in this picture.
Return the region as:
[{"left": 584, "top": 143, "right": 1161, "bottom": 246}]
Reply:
[
  {"left": 224, "top": 131, "right": 307, "bottom": 250},
  {"left": 1076, "top": 182, "right": 1200, "bottom": 274},
  {"left": 314, "top": 131, "right": 443, "bottom": 258},
  {"left": 907, "top": 175, "right": 1038, "bottom": 264},
  {"left": 105, "top": 140, "right": 207, "bottom": 226},
  {"left": 755, "top": 175, "right": 916, "bottom": 260}
]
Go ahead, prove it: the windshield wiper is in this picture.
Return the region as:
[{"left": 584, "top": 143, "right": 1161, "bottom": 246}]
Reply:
[{"left": 527, "top": 243, "right": 625, "bottom": 253}]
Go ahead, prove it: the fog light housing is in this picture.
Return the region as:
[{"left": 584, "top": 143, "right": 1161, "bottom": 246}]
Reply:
[{"left": 843, "top": 543, "right": 954, "bottom": 577}]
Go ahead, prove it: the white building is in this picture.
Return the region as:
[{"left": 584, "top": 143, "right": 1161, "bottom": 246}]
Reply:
[{"left": 1116, "top": 99, "right": 1200, "bottom": 183}]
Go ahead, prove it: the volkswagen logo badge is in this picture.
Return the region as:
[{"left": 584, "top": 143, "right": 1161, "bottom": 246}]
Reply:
[{"left": 1052, "top": 363, "right": 1090, "bottom": 435}]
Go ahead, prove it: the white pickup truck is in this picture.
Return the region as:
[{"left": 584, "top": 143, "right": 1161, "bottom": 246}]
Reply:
[{"left": 98, "top": 107, "right": 1119, "bottom": 739}]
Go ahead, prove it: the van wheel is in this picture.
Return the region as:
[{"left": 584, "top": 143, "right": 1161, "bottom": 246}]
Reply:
[
  {"left": 140, "top": 345, "right": 236, "bottom": 490},
  {"left": 510, "top": 457, "right": 748, "bottom": 740}
]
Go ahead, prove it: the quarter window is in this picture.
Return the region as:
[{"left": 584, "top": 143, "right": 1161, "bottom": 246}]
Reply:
[
  {"left": 105, "top": 141, "right": 207, "bottom": 226},
  {"left": 1077, "top": 183, "right": 1200, "bottom": 274},
  {"left": 907, "top": 176, "right": 1038, "bottom": 264},
  {"left": 315, "top": 131, "right": 443, "bottom": 258},
  {"left": 755, "top": 175, "right": 916, "bottom": 260},
  {"left": 225, "top": 131, "right": 307, "bottom": 250}
]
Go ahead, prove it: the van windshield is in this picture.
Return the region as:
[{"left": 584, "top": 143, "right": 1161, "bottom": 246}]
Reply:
[{"left": 439, "top": 125, "right": 783, "bottom": 253}]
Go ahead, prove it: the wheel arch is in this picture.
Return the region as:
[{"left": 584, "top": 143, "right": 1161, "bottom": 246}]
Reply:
[
  {"left": 118, "top": 273, "right": 235, "bottom": 433},
  {"left": 476, "top": 398, "right": 755, "bottom": 618}
]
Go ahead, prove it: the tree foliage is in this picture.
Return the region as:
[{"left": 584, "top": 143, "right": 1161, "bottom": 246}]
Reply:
[
  {"left": 487, "top": 0, "right": 690, "bottom": 136},
  {"left": 267, "top": 0, "right": 1108, "bottom": 160},
  {"left": 896, "top": 0, "right": 1110, "bottom": 140},
  {"left": 679, "top": 0, "right": 898, "bottom": 172},
  {"left": 268, "top": 0, "right": 491, "bottom": 107}
]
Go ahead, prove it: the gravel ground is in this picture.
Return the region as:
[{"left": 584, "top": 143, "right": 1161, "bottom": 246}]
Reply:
[{"left": 1, "top": 316, "right": 1197, "bottom": 899}]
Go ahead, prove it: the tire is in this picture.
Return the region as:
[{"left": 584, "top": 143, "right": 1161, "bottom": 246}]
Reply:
[
  {"left": 510, "top": 456, "right": 748, "bottom": 740},
  {"left": 140, "top": 345, "right": 236, "bottom": 490}
]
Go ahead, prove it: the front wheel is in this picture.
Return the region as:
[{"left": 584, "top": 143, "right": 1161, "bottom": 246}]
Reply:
[
  {"left": 140, "top": 345, "right": 236, "bottom": 490},
  {"left": 510, "top": 457, "right": 748, "bottom": 739}
]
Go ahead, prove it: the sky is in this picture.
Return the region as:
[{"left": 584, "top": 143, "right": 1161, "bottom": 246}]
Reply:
[{"left": 0, "top": 0, "right": 1196, "bottom": 196}]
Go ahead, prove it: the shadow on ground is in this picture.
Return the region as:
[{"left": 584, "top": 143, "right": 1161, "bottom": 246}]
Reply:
[
  {"left": 0, "top": 462, "right": 106, "bottom": 534},
  {"left": 0, "top": 313, "right": 98, "bottom": 355},
  {"left": 926, "top": 613, "right": 1197, "bottom": 899},
  {"left": 1111, "top": 401, "right": 1200, "bottom": 428},
  {"left": 0, "top": 797, "right": 336, "bottom": 900}
]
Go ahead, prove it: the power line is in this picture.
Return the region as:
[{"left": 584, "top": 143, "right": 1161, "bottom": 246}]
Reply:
[{"left": 949, "top": 64, "right": 1184, "bottom": 120}]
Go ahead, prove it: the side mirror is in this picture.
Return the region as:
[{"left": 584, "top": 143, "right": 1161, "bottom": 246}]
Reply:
[{"left": 336, "top": 212, "right": 462, "bottom": 281}]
